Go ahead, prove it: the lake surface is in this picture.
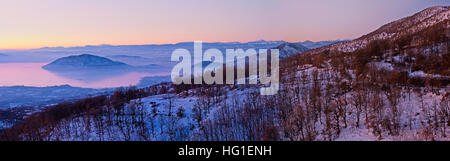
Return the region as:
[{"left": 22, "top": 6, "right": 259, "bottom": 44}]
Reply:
[{"left": 0, "top": 63, "right": 170, "bottom": 88}]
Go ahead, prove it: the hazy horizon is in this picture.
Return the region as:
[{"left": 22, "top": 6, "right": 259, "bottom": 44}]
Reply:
[
  {"left": 0, "top": 39, "right": 346, "bottom": 51},
  {"left": 0, "top": 0, "right": 448, "bottom": 49}
]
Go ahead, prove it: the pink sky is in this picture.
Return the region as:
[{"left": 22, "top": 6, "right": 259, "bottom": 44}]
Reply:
[{"left": 0, "top": 0, "right": 447, "bottom": 49}]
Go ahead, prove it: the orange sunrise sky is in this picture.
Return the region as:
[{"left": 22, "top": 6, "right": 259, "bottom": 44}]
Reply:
[{"left": 0, "top": 0, "right": 448, "bottom": 49}]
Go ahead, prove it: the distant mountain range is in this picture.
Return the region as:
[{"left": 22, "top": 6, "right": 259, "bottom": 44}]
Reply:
[
  {"left": 0, "top": 40, "right": 344, "bottom": 65},
  {"left": 106, "top": 55, "right": 157, "bottom": 66},
  {"left": 40, "top": 41, "right": 321, "bottom": 72},
  {"left": 34, "top": 40, "right": 340, "bottom": 51},
  {"left": 272, "top": 43, "right": 310, "bottom": 59},
  {"left": 299, "top": 40, "right": 345, "bottom": 49}
]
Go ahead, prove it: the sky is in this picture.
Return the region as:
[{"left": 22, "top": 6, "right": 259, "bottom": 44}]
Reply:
[{"left": 0, "top": 0, "right": 448, "bottom": 49}]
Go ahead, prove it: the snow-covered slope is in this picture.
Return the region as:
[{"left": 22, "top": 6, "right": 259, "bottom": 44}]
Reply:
[
  {"left": 272, "top": 43, "right": 309, "bottom": 59},
  {"left": 310, "top": 6, "right": 449, "bottom": 53}
]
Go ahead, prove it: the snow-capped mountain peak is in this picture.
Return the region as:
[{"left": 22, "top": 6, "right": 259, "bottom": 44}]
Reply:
[
  {"left": 311, "top": 6, "right": 449, "bottom": 53},
  {"left": 272, "top": 43, "right": 309, "bottom": 59}
]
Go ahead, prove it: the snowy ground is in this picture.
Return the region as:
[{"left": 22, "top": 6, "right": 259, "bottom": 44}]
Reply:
[{"left": 38, "top": 85, "right": 449, "bottom": 141}]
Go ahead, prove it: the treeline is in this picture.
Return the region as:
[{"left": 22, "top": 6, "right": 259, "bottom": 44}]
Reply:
[
  {"left": 193, "top": 67, "right": 449, "bottom": 141},
  {"left": 282, "top": 20, "right": 449, "bottom": 88},
  {"left": 0, "top": 106, "right": 37, "bottom": 129},
  {"left": 190, "top": 20, "right": 450, "bottom": 141},
  {"left": 0, "top": 83, "right": 171, "bottom": 141}
]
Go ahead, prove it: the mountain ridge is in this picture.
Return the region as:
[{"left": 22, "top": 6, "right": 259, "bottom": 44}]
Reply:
[
  {"left": 272, "top": 43, "right": 310, "bottom": 59},
  {"left": 33, "top": 40, "right": 341, "bottom": 51},
  {"left": 42, "top": 54, "right": 131, "bottom": 70},
  {"left": 301, "top": 6, "right": 449, "bottom": 54}
]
